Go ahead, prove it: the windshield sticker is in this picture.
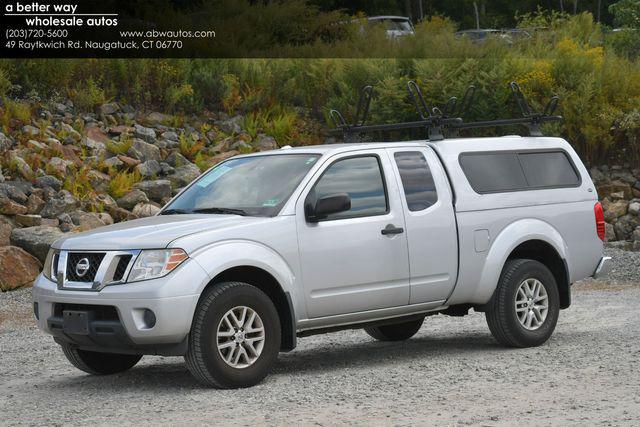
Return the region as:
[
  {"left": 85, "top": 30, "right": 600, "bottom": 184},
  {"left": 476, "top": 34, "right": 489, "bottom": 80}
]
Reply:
[
  {"left": 262, "top": 198, "right": 279, "bottom": 207},
  {"left": 305, "top": 157, "right": 317, "bottom": 165},
  {"left": 196, "top": 164, "right": 232, "bottom": 188}
]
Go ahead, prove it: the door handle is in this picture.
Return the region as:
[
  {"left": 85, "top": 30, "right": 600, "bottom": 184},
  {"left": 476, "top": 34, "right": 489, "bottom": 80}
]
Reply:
[{"left": 381, "top": 224, "right": 404, "bottom": 235}]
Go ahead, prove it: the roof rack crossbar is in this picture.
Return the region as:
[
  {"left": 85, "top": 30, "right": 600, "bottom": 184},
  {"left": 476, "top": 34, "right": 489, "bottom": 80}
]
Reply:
[{"left": 328, "top": 81, "right": 562, "bottom": 141}]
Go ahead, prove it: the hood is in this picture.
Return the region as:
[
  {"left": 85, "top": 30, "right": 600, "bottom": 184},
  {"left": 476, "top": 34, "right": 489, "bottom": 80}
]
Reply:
[{"left": 54, "top": 215, "right": 271, "bottom": 251}]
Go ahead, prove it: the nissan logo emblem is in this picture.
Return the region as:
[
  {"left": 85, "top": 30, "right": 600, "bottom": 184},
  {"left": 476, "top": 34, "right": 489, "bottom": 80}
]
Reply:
[{"left": 75, "top": 258, "right": 91, "bottom": 277}]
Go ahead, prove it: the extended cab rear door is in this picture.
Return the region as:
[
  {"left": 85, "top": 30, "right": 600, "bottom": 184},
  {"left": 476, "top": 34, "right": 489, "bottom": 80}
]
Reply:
[{"left": 386, "top": 146, "right": 459, "bottom": 304}]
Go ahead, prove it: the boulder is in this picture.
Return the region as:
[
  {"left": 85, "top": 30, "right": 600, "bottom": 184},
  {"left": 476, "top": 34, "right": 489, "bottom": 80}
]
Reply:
[
  {"left": 165, "top": 151, "right": 191, "bottom": 167},
  {"left": 117, "top": 155, "right": 141, "bottom": 168},
  {"left": 614, "top": 214, "right": 639, "bottom": 241},
  {"left": 0, "top": 132, "right": 13, "bottom": 152},
  {"left": 10, "top": 226, "right": 65, "bottom": 262},
  {"left": 0, "top": 223, "right": 13, "bottom": 246},
  {"left": 210, "top": 151, "right": 239, "bottom": 166},
  {"left": 162, "top": 131, "right": 179, "bottom": 142},
  {"left": 97, "top": 212, "right": 114, "bottom": 225},
  {"left": 256, "top": 134, "right": 278, "bottom": 151},
  {"left": 103, "top": 156, "right": 124, "bottom": 169},
  {"left": 117, "top": 189, "right": 149, "bottom": 210},
  {"left": 22, "top": 125, "right": 39, "bottom": 136},
  {"left": 132, "top": 203, "right": 161, "bottom": 218},
  {"left": 69, "top": 211, "right": 105, "bottom": 231},
  {"left": 15, "top": 214, "right": 43, "bottom": 227},
  {"left": 128, "top": 138, "right": 161, "bottom": 162},
  {"left": 8, "top": 152, "right": 33, "bottom": 179},
  {"left": 133, "top": 180, "right": 172, "bottom": 202},
  {"left": 216, "top": 115, "right": 243, "bottom": 134},
  {"left": 99, "top": 102, "right": 119, "bottom": 116},
  {"left": 87, "top": 170, "right": 111, "bottom": 193},
  {"left": 597, "top": 180, "right": 633, "bottom": 200},
  {"left": 133, "top": 124, "right": 156, "bottom": 142},
  {"left": 146, "top": 112, "right": 171, "bottom": 124},
  {"left": 60, "top": 122, "right": 82, "bottom": 141},
  {"left": 40, "top": 190, "right": 78, "bottom": 219},
  {"left": 26, "top": 194, "right": 45, "bottom": 214},
  {"left": 629, "top": 201, "right": 640, "bottom": 216},
  {"left": 109, "top": 206, "right": 138, "bottom": 222},
  {"left": 135, "top": 160, "right": 162, "bottom": 178},
  {"left": 0, "top": 246, "right": 42, "bottom": 291},
  {"left": 0, "top": 183, "right": 28, "bottom": 204},
  {"left": 35, "top": 175, "right": 62, "bottom": 192},
  {"left": 48, "top": 157, "right": 74, "bottom": 176},
  {"left": 0, "top": 197, "right": 27, "bottom": 215},
  {"left": 168, "top": 164, "right": 201, "bottom": 188},
  {"left": 604, "top": 200, "right": 628, "bottom": 222}
]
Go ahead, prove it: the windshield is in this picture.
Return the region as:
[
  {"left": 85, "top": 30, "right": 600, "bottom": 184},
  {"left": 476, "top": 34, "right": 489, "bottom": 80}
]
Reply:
[
  {"left": 371, "top": 19, "right": 412, "bottom": 32},
  {"left": 164, "top": 154, "right": 320, "bottom": 217}
]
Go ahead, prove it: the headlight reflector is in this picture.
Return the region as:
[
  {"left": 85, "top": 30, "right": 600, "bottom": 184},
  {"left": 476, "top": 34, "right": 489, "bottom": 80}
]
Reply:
[{"left": 127, "top": 249, "right": 188, "bottom": 283}]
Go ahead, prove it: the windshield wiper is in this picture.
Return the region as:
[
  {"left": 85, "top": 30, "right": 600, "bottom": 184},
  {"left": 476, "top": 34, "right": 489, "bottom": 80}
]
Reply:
[
  {"left": 159, "top": 208, "right": 192, "bottom": 215},
  {"left": 191, "top": 207, "right": 248, "bottom": 216}
]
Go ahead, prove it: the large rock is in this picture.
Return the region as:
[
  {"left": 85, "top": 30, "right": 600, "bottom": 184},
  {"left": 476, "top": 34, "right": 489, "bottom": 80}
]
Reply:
[
  {"left": 35, "top": 175, "right": 62, "bottom": 192},
  {"left": 26, "top": 194, "right": 45, "bottom": 214},
  {"left": 614, "top": 214, "right": 639, "bottom": 241},
  {"left": 128, "top": 138, "right": 161, "bottom": 162},
  {"left": 133, "top": 180, "right": 172, "bottom": 202},
  {"left": 135, "top": 160, "right": 161, "bottom": 178},
  {"left": 216, "top": 115, "right": 243, "bottom": 134},
  {"left": 0, "top": 197, "right": 27, "bottom": 215},
  {"left": 0, "top": 183, "right": 28, "bottom": 204},
  {"left": 69, "top": 211, "right": 105, "bottom": 231},
  {"left": 99, "top": 102, "right": 120, "bottom": 116},
  {"left": 598, "top": 180, "right": 633, "bottom": 200},
  {"left": 604, "top": 200, "right": 628, "bottom": 222},
  {"left": 117, "top": 189, "right": 149, "bottom": 210},
  {"left": 165, "top": 151, "right": 191, "bottom": 167},
  {"left": 0, "top": 246, "right": 42, "bottom": 291},
  {"left": 48, "top": 157, "right": 74, "bottom": 176},
  {"left": 10, "top": 226, "right": 65, "bottom": 262},
  {"left": 133, "top": 124, "right": 156, "bottom": 142},
  {"left": 7, "top": 151, "right": 33, "bottom": 179},
  {"left": 256, "top": 134, "right": 278, "bottom": 151},
  {"left": 40, "top": 190, "right": 78, "bottom": 219},
  {"left": 0, "top": 223, "right": 13, "bottom": 246},
  {"left": 132, "top": 203, "right": 160, "bottom": 218},
  {"left": 168, "top": 164, "right": 201, "bottom": 188},
  {"left": 605, "top": 222, "right": 616, "bottom": 242}
]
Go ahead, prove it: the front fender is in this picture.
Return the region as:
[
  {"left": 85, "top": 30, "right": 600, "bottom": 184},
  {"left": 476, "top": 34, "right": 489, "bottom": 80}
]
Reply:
[
  {"left": 189, "top": 240, "right": 302, "bottom": 318},
  {"left": 471, "top": 219, "right": 568, "bottom": 305}
]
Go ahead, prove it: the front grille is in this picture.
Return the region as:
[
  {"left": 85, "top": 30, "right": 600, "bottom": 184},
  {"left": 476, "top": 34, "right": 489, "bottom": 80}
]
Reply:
[
  {"left": 66, "top": 253, "right": 105, "bottom": 282},
  {"left": 53, "top": 303, "right": 119, "bottom": 321},
  {"left": 112, "top": 255, "right": 133, "bottom": 282}
]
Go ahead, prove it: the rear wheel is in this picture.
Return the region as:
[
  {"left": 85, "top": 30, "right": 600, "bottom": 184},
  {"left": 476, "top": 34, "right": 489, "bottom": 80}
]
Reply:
[
  {"left": 185, "top": 281, "right": 281, "bottom": 389},
  {"left": 364, "top": 317, "right": 424, "bottom": 341},
  {"left": 61, "top": 344, "right": 142, "bottom": 375},
  {"left": 485, "top": 259, "right": 560, "bottom": 348}
]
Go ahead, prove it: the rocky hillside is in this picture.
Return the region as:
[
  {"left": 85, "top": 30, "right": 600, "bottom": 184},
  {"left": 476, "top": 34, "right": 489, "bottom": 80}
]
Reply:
[
  {"left": 0, "top": 98, "right": 639, "bottom": 292},
  {"left": 0, "top": 99, "right": 281, "bottom": 291}
]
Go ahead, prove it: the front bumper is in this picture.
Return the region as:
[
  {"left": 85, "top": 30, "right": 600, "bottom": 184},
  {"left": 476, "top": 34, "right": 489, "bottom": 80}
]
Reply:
[
  {"left": 593, "top": 256, "right": 612, "bottom": 279},
  {"left": 32, "top": 258, "right": 210, "bottom": 354}
]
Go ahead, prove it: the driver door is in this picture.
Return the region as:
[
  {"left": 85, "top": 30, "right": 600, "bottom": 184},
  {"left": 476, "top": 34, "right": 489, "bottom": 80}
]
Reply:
[{"left": 295, "top": 150, "right": 410, "bottom": 318}]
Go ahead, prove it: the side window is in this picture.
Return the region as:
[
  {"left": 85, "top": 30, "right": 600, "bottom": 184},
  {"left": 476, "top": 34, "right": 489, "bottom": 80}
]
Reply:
[
  {"left": 518, "top": 152, "right": 580, "bottom": 188},
  {"left": 309, "top": 156, "right": 388, "bottom": 220},
  {"left": 394, "top": 151, "right": 438, "bottom": 211},
  {"left": 459, "top": 150, "right": 580, "bottom": 194},
  {"left": 459, "top": 153, "right": 527, "bottom": 193}
]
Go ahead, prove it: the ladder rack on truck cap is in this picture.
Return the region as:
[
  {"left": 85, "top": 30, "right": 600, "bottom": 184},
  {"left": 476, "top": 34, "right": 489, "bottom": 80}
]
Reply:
[{"left": 328, "top": 81, "right": 563, "bottom": 142}]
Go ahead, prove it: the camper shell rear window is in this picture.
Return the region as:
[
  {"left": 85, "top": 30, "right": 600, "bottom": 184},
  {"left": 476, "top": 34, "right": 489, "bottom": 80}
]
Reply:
[{"left": 459, "top": 150, "right": 581, "bottom": 194}]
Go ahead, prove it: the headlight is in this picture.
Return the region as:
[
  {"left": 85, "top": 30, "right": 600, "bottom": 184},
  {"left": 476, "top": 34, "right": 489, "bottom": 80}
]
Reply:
[
  {"left": 42, "top": 249, "right": 57, "bottom": 281},
  {"left": 127, "top": 249, "right": 188, "bottom": 283}
]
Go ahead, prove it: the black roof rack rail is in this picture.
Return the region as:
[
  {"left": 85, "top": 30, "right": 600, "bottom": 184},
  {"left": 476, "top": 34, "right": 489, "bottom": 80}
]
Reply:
[{"left": 328, "top": 81, "right": 562, "bottom": 141}]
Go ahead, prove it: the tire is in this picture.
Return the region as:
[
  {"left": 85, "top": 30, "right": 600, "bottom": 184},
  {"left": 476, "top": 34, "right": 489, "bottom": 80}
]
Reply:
[
  {"left": 486, "top": 259, "right": 560, "bottom": 348},
  {"left": 364, "top": 317, "right": 424, "bottom": 342},
  {"left": 185, "top": 281, "right": 281, "bottom": 389},
  {"left": 61, "top": 344, "right": 142, "bottom": 375}
]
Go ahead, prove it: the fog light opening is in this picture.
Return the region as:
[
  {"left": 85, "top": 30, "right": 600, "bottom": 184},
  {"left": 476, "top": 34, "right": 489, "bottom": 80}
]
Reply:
[{"left": 143, "top": 309, "right": 156, "bottom": 329}]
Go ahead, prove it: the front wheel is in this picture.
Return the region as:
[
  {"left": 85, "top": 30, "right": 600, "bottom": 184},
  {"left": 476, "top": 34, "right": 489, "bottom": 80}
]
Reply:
[
  {"left": 61, "top": 344, "right": 142, "bottom": 375},
  {"left": 485, "top": 259, "right": 560, "bottom": 348},
  {"left": 185, "top": 282, "right": 281, "bottom": 389}
]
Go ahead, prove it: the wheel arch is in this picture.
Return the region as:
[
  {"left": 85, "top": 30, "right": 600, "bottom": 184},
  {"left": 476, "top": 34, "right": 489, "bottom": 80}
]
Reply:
[
  {"left": 473, "top": 219, "right": 570, "bottom": 306},
  {"left": 205, "top": 266, "right": 297, "bottom": 351}
]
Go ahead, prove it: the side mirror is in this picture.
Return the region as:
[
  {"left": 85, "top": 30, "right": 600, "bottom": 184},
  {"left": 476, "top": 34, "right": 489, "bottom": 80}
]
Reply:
[{"left": 306, "top": 193, "right": 351, "bottom": 222}]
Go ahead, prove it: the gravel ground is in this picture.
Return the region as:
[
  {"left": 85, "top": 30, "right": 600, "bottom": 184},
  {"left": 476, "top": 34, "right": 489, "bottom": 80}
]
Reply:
[{"left": 1, "top": 248, "right": 639, "bottom": 426}]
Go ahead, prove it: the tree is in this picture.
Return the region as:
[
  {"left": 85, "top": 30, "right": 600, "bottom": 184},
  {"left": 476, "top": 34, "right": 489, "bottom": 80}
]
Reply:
[{"left": 609, "top": 0, "right": 640, "bottom": 27}]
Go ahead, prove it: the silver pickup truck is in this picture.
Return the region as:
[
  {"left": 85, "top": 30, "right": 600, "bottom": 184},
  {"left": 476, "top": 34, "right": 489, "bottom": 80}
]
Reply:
[{"left": 32, "top": 136, "right": 610, "bottom": 388}]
